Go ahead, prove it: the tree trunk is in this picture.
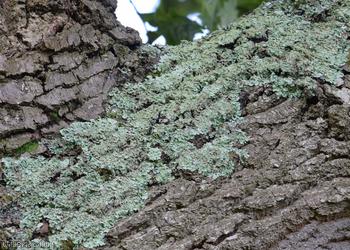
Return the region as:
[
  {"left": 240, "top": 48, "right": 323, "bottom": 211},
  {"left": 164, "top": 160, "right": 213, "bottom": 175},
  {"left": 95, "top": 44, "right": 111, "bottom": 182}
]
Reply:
[
  {"left": 0, "top": 0, "right": 156, "bottom": 156},
  {"left": 1, "top": 0, "right": 350, "bottom": 250}
]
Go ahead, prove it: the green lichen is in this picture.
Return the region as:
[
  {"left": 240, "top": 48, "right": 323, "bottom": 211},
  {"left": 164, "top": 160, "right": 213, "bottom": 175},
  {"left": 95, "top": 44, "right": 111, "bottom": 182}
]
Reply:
[
  {"left": 2, "top": 0, "right": 350, "bottom": 248},
  {"left": 147, "top": 148, "right": 162, "bottom": 161}
]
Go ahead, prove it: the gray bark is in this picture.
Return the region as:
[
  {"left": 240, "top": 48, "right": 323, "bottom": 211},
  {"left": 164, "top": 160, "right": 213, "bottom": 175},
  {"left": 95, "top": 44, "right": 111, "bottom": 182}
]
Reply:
[
  {"left": 0, "top": 0, "right": 156, "bottom": 155},
  {"left": 102, "top": 80, "right": 350, "bottom": 250}
]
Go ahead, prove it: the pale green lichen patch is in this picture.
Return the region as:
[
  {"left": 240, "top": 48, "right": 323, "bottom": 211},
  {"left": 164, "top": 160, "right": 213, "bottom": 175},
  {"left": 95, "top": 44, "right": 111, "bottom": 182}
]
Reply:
[{"left": 2, "top": 0, "right": 350, "bottom": 248}]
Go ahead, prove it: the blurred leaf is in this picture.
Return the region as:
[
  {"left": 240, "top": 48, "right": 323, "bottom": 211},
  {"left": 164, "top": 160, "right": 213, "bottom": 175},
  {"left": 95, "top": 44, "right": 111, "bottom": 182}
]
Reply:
[
  {"left": 140, "top": 7, "right": 203, "bottom": 44},
  {"left": 199, "top": 0, "right": 223, "bottom": 30},
  {"left": 139, "top": 0, "right": 203, "bottom": 44},
  {"left": 237, "top": 0, "right": 264, "bottom": 14},
  {"left": 140, "top": 0, "right": 264, "bottom": 45}
]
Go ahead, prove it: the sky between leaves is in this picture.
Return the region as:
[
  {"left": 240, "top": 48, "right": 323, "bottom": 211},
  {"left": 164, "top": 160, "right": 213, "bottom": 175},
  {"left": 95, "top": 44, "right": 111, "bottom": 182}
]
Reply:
[
  {"left": 115, "top": 0, "right": 264, "bottom": 45},
  {"left": 115, "top": 0, "right": 164, "bottom": 44}
]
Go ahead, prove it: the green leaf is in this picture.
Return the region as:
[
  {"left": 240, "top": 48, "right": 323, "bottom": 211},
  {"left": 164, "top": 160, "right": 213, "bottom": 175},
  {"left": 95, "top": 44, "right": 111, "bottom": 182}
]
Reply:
[
  {"left": 141, "top": 0, "right": 265, "bottom": 44},
  {"left": 140, "top": 0, "right": 204, "bottom": 44}
]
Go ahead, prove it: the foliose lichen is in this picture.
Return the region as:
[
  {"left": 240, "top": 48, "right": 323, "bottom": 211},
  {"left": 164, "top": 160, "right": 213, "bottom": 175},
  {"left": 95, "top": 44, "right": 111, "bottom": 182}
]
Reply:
[{"left": 2, "top": 0, "right": 350, "bottom": 248}]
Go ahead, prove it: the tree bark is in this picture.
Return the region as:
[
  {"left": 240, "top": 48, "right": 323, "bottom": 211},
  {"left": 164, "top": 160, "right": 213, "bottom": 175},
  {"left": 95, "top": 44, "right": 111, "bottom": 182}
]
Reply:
[
  {"left": 0, "top": 0, "right": 156, "bottom": 155},
  {"left": 103, "top": 83, "right": 350, "bottom": 250},
  {"left": 1, "top": 0, "right": 350, "bottom": 250},
  {"left": 101, "top": 1, "right": 350, "bottom": 250}
]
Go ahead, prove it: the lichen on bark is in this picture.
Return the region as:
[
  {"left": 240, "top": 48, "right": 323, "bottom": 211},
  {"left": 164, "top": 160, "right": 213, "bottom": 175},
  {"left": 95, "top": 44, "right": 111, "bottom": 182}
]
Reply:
[
  {"left": 2, "top": 0, "right": 350, "bottom": 249},
  {"left": 0, "top": 0, "right": 157, "bottom": 156}
]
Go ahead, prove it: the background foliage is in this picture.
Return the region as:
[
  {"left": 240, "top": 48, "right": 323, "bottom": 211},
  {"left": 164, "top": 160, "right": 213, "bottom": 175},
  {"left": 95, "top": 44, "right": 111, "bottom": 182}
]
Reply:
[{"left": 139, "top": 0, "right": 265, "bottom": 44}]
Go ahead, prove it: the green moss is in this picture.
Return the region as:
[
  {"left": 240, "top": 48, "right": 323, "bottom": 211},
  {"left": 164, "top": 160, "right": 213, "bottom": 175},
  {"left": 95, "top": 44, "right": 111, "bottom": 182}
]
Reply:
[
  {"left": 0, "top": 230, "right": 10, "bottom": 250},
  {"left": 2, "top": 0, "right": 350, "bottom": 248},
  {"left": 60, "top": 239, "right": 74, "bottom": 250},
  {"left": 49, "top": 111, "right": 60, "bottom": 123},
  {"left": 14, "top": 141, "right": 39, "bottom": 155},
  {"left": 0, "top": 193, "right": 14, "bottom": 203}
]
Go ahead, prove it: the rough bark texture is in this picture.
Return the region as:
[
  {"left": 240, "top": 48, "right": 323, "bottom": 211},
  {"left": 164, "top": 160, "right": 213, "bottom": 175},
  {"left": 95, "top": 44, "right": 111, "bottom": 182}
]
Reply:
[
  {"left": 0, "top": 0, "right": 157, "bottom": 155},
  {"left": 100, "top": 2, "right": 350, "bottom": 250},
  {"left": 102, "top": 79, "right": 350, "bottom": 250},
  {"left": 1, "top": 0, "right": 350, "bottom": 249}
]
